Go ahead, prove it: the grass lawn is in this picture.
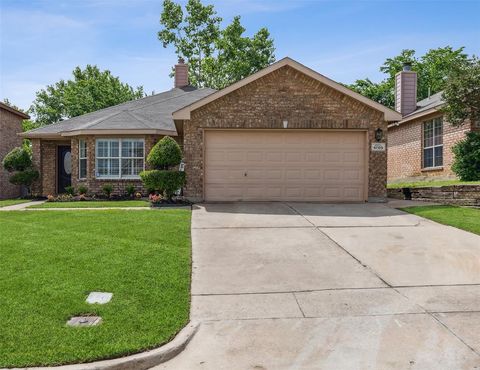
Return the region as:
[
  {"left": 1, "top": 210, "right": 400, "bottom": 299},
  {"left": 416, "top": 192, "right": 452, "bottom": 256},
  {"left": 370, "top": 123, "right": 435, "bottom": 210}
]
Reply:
[
  {"left": 0, "top": 199, "right": 31, "bottom": 208},
  {"left": 387, "top": 179, "right": 480, "bottom": 189},
  {"left": 402, "top": 205, "right": 480, "bottom": 235},
  {"left": 0, "top": 210, "right": 191, "bottom": 367},
  {"left": 30, "top": 200, "right": 150, "bottom": 208}
]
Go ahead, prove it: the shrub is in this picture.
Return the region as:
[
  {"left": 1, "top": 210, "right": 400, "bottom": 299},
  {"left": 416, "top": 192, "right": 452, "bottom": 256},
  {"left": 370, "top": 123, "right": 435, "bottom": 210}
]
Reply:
[
  {"left": 125, "top": 184, "right": 136, "bottom": 197},
  {"left": 147, "top": 136, "right": 182, "bottom": 169},
  {"left": 9, "top": 169, "right": 39, "bottom": 186},
  {"left": 78, "top": 185, "right": 88, "bottom": 195},
  {"left": 64, "top": 186, "right": 75, "bottom": 196},
  {"left": 452, "top": 132, "right": 480, "bottom": 181},
  {"left": 140, "top": 170, "right": 186, "bottom": 199},
  {"left": 102, "top": 184, "right": 113, "bottom": 198},
  {"left": 2, "top": 147, "right": 32, "bottom": 172},
  {"left": 2, "top": 146, "right": 38, "bottom": 194}
]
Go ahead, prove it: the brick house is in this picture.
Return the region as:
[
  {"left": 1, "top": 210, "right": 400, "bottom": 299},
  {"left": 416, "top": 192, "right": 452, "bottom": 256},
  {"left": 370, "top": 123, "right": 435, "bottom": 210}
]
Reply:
[
  {"left": 0, "top": 102, "right": 29, "bottom": 199},
  {"left": 22, "top": 57, "right": 401, "bottom": 202},
  {"left": 388, "top": 65, "right": 480, "bottom": 183}
]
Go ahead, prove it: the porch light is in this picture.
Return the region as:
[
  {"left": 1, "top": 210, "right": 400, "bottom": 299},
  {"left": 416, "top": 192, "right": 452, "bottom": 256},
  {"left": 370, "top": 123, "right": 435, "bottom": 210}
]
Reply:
[{"left": 375, "top": 128, "right": 384, "bottom": 142}]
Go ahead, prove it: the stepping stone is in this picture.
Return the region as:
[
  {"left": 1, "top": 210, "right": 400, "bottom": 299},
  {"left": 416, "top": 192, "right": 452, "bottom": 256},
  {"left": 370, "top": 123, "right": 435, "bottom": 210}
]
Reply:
[
  {"left": 67, "top": 316, "right": 102, "bottom": 327},
  {"left": 86, "top": 292, "right": 113, "bottom": 304}
]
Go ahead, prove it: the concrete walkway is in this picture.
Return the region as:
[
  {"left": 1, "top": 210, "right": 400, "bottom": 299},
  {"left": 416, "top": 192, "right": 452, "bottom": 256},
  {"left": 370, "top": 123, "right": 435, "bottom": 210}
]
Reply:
[
  {"left": 0, "top": 200, "right": 45, "bottom": 211},
  {"left": 155, "top": 202, "right": 480, "bottom": 370}
]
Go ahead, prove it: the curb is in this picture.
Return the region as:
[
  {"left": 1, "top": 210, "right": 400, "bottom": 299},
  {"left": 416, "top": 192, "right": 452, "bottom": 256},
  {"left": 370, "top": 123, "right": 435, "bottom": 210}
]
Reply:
[{"left": 10, "top": 321, "right": 199, "bottom": 370}]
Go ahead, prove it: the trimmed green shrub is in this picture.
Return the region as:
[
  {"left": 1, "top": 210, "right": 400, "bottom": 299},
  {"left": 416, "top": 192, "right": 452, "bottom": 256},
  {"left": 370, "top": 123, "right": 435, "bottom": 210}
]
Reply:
[
  {"left": 140, "top": 170, "right": 186, "bottom": 199},
  {"left": 2, "top": 147, "right": 32, "bottom": 172},
  {"left": 125, "top": 184, "right": 136, "bottom": 197},
  {"left": 147, "top": 136, "right": 182, "bottom": 169},
  {"left": 9, "top": 169, "right": 39, "bottom": 186},
  {"left": 102, "top": 184, "right": 113, "bottom": 198},
  {"left": 77, "top": 185, "right": 88, "bottom": 195},
  {"left": 452, "top": 132, "right": 480, "bottom": 181},
  {"left": 64, "top": 186, "right": 75, "bottom": 196}
]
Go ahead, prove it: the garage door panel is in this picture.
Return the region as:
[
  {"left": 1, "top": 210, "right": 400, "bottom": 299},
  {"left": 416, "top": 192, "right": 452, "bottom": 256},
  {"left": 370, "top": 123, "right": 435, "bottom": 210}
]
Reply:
[
  {"left": 205, "top": 131, "right": 366, "bottom": 202},
  {"left": 265, "top": 152, "right": 283, "bottom": 162}
]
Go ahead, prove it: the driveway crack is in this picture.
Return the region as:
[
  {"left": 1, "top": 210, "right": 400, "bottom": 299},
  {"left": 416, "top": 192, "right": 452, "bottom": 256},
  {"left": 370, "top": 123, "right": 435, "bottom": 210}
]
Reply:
[
  {"left": 283, "top": 202, "right": 392, "bottom": 288},
  {"left": 292, "top": 292, "right": 306, "bottom": 318}
]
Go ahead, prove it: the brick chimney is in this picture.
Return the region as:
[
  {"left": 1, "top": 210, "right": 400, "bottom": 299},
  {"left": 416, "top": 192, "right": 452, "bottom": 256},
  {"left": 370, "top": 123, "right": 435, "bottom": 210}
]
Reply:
[
  {"left": 395, "top": 62, "right": 417, "bottom": 116},
  {"left": 174, "top": 58, "right": 189, "bottom": 88}
]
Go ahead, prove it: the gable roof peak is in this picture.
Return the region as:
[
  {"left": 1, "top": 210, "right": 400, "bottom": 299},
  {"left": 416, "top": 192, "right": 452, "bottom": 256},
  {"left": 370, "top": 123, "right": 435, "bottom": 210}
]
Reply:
[{"left": 173, "top": 56, "right": 401, "bottom": 122}]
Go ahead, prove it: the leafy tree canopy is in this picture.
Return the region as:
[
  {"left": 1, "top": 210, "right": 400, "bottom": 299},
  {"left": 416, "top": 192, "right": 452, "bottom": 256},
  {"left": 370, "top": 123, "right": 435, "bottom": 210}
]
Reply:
[
  {"left": 29, "top": 65, "right": 144, "bottom": 126},
  {"left": 442, "top": 56, "right": 480, "bottom": 126},
  {"left": 349, "top": 47, "right": 470, "bottom": 109},
  {"left": 158, "top": 0, "right": 275, "bottom": 89}
]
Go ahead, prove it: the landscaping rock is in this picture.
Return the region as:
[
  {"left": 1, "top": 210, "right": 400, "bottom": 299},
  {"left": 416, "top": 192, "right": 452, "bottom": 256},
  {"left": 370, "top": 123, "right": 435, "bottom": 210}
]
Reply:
[{"left": 86, "top": 292, "right": 113, "bottom": 304}]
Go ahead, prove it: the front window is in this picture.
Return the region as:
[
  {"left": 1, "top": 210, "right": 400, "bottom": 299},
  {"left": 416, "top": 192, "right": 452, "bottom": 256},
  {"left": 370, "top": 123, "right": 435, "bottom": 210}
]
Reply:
[
  {"left": 423, "top": 117, "right": 443, "bottom": 168},
  {"left": 95, "top": 139, "right": 144, "bottom": 178},
  {"left": 79, "top": 139, "right": 87, "bottom": 179}
]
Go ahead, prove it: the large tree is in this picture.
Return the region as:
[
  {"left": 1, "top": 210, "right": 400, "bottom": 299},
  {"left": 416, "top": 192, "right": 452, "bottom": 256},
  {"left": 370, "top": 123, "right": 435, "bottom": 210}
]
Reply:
[
  {"left": 158, "top": 0, "right": 275, "bottom": 89},
  {"left": 442, "top": 56, "right": 480, "bottom": 126},
  {"left": 349, "top": 47, "right": 470, "bottom": 109},
  {"left": 30, "top": 65, "right": 144, "bottom": 126}
]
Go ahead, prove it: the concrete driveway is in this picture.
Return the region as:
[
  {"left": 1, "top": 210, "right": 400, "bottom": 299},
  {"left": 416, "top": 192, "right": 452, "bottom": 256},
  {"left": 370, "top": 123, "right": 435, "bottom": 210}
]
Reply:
[{"left": 156, "top": 202, "right": 480, "bottom": 370}]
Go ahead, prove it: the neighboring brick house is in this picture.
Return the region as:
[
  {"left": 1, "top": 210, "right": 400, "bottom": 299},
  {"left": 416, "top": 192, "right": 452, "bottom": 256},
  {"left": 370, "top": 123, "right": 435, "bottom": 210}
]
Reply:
[
  {"left": 0, "top": 102, "right": 29, "bottom": 199},
  {"left": 22, "top": 58, "right": 401, "bottom": 202},
  {"left": 388, "top": 65, "right": 480, "bottom": 183}
]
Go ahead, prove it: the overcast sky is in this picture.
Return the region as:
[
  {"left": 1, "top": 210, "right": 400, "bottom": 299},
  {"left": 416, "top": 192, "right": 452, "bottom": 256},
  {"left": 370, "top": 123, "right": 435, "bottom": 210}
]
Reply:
[{"left": 1, "top": 0, "right": 479, "bottom": 110}]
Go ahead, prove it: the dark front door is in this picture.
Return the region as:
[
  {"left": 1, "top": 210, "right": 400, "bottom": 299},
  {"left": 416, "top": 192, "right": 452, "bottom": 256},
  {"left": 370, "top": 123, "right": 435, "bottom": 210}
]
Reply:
[{"left": 57, "top": 146, "right": 72, "bottom": 193}]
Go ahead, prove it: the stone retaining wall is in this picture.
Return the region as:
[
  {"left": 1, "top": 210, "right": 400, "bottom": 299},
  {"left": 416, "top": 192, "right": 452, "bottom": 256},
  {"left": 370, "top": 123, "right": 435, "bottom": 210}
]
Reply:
[{"left": 387, "top": 185, "right": 480, "bottom": 206}]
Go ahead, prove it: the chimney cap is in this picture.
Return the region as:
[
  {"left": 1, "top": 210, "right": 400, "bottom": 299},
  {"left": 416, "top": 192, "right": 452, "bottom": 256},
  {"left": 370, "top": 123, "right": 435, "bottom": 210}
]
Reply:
[
  {"left": 402, "top": 61, "right": 413, "bottom": 71},
  {"left": 178, "top": 57, "right": 185, "bottom": 64}
]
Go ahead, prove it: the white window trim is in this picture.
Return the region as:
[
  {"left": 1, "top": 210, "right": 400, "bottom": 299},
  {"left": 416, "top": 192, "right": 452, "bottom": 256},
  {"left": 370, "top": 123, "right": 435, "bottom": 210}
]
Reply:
[
  {"left": 79, "top": 139, "right": 87, "bottom": 180},
  {"left": 95, "top": 138, "right": 145, "bottom": 179},
  {"left": 422, "top": 117, "right": 443, "bottom": 169}
]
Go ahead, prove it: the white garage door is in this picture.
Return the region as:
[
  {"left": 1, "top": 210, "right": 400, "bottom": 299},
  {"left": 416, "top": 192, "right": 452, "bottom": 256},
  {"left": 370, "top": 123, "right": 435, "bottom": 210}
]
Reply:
[{"left": 204, "top": 130, "right": 367, "bottom": 202}]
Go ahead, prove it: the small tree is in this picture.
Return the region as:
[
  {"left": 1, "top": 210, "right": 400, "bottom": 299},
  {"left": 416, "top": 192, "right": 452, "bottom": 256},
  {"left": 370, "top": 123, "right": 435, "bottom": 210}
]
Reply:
[
  {"left": 2, "top": 147, "right": 39, "bottom": 195},
  {"left": 452, "top": 132, "right": 480, "bottom": 181},
  {"left": 140, "top": 136, "right": 186, "bottom": 200}
]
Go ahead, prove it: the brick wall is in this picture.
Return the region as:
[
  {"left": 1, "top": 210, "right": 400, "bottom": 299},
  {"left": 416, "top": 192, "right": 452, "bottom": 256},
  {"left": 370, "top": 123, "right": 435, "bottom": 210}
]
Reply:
[
  {"left": 34, "top": 135, "right": 182, "bottom": 197},
  {"left": 0, "top": 108, "right": 23, "bottom": 198},
  {"left": 183, "top": 65, "right": 388, "bottom": 202},
  {"left": 388, "top": 112, "right": 472, "bottom": 182}
]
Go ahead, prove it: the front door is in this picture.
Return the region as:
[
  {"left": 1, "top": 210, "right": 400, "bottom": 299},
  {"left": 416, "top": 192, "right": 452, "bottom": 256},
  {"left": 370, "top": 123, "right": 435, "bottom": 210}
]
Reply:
[{"left": 57, "top": 146, "right": 72, "bottom": 193}]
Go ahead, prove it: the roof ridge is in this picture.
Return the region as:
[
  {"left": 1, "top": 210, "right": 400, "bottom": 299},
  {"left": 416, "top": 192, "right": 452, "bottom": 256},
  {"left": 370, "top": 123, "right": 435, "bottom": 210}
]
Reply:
[
  {"left": 56, "top": 88, "right": 194, "bottom": 126},
  {"left": 124, "top": 110, "right": 155, "bottom": 129},
  {"left": 129, "top": 88, "right": 210, "bottom": 113},
  {"left": 82, "top": 91, "right": 202, "bottom": 130},
  {"left": 75, "top": 110, "right": 127, "bottom": 130}
]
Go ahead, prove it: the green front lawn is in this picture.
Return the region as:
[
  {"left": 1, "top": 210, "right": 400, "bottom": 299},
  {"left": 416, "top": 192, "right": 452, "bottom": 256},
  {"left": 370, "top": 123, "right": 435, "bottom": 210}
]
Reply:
[
  {"left": 0, "top": 210, "right": 191, "bottom": 367},
  {"left": 0, "top": 199, "right": 31, "bottom": 208},
  {"left": 401, "top": 205, "right": 480, "bottom": 235},
  {"left": 387, "top": 179, "right": 480, "bottom": 189},
  {"left": 30, "top": 200, "right": 149, "bottom": 208}
]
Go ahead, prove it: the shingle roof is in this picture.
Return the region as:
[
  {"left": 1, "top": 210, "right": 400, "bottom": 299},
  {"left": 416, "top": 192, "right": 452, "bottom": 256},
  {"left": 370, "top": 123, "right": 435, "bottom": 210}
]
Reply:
[
  {"left": 402, "top": 91, "right": 444, "bottom": 119},
  {"left": 22, "top": 86, "right": 215, "bottom": 138}
]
